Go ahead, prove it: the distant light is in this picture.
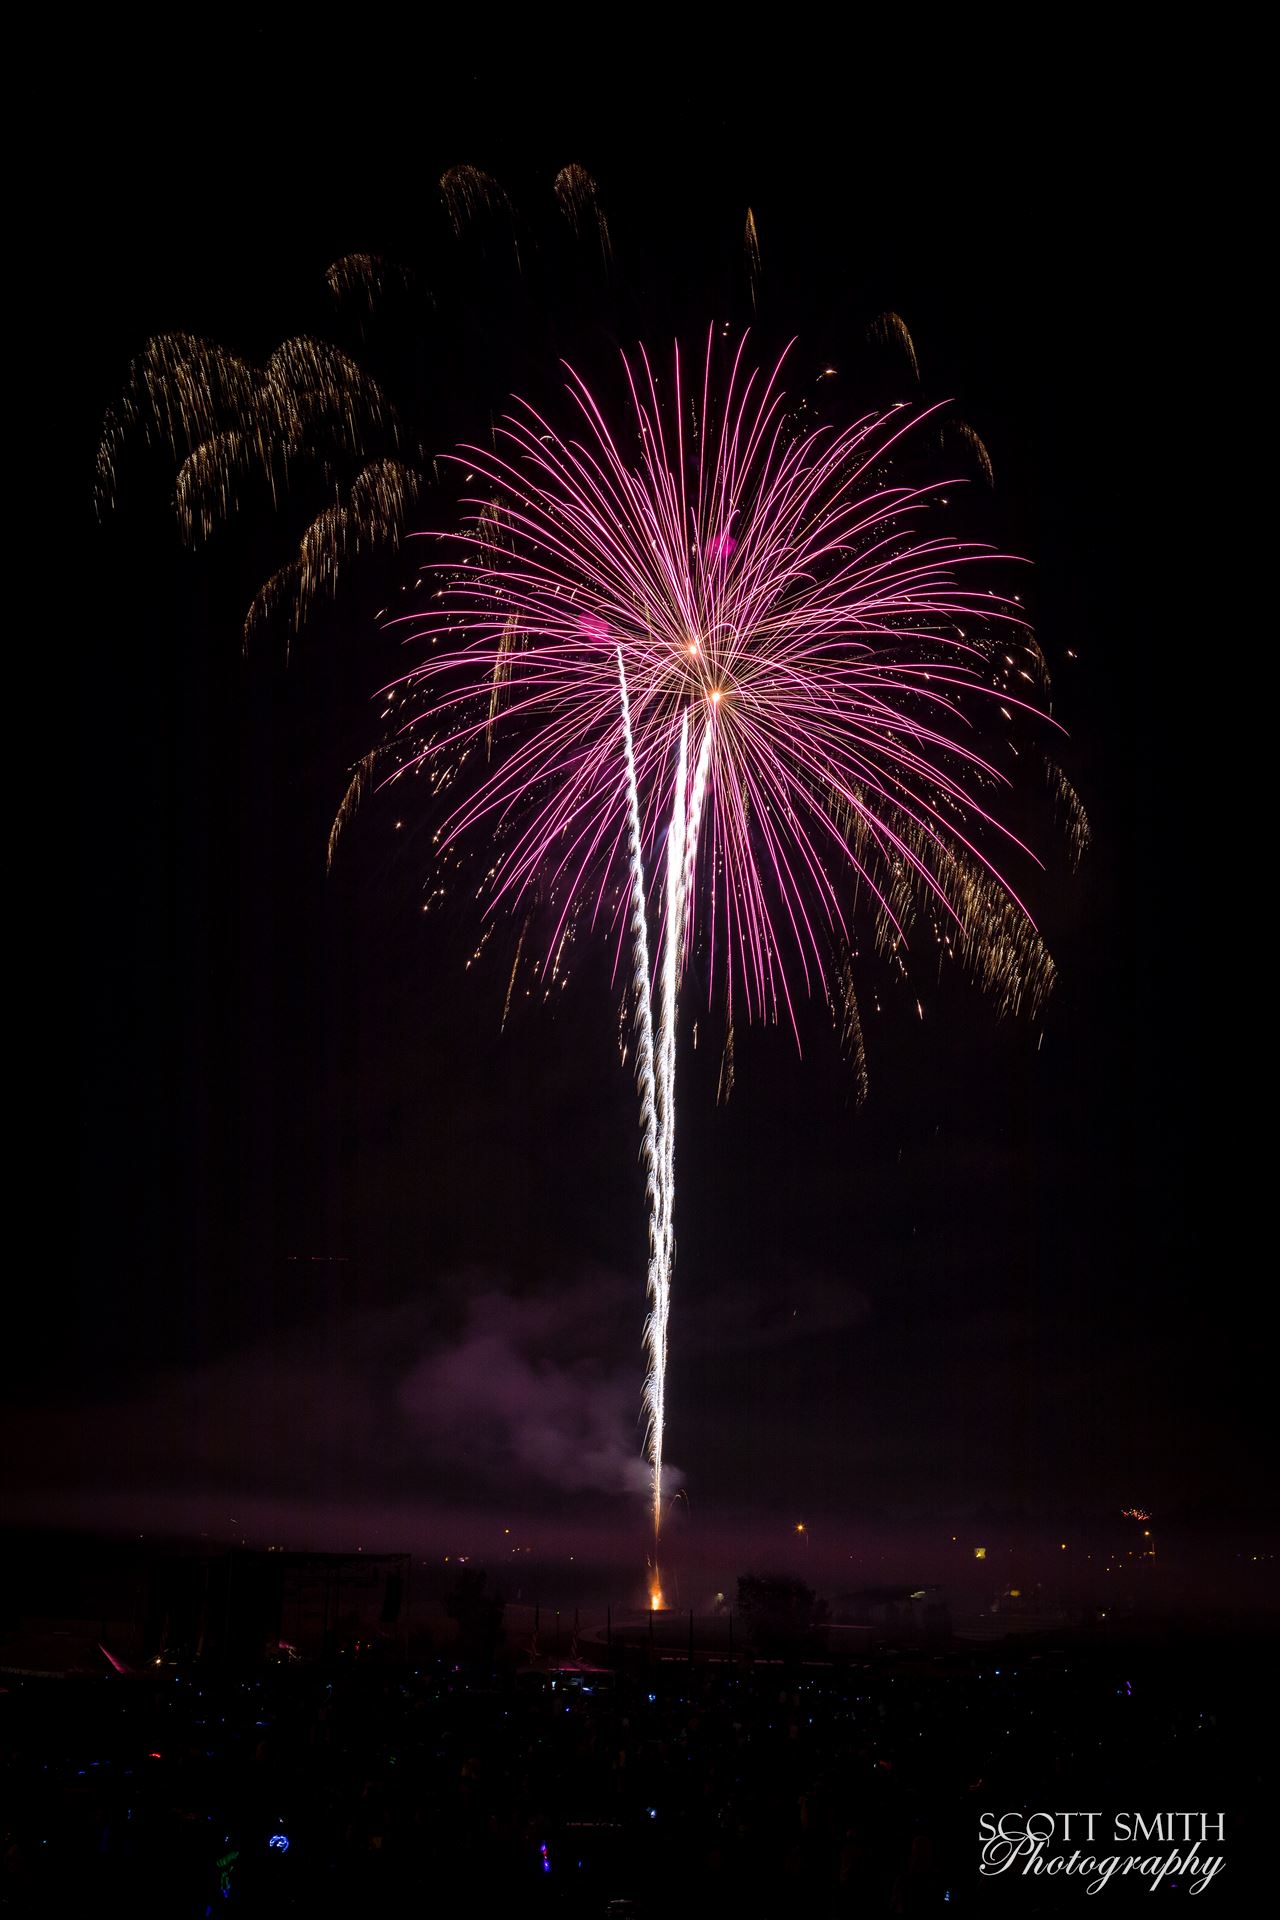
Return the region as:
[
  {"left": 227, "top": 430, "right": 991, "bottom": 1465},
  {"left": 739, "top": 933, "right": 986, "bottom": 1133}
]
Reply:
[
  {"left": 268, "top": 1834, "right": 289, "bottom": 1852},
  {"left": 974, "top": 1547, "right": 987, "bottom": 1560}
]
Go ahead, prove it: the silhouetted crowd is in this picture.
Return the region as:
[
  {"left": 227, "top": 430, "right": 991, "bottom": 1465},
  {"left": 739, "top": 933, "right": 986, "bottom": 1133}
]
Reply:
[{"left": 0, "top": 1630, "right": 1264, "bottom": 1914}]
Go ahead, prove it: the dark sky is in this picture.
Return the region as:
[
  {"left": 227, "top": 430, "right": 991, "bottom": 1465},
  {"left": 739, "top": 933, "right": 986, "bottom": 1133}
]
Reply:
[{"left": 16, "top": 30, "right": 1251, "bottom": 1595}]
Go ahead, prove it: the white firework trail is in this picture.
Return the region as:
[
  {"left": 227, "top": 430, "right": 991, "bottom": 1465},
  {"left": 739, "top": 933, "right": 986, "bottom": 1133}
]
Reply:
[
  {"left": 618, "top": 686, "right": 715, "bottom": 1585},
  {"left": 655, "top": 720, "right": 713, "bottom": 1449},
  {"left": 658, "top": 718, "right": 688, "bottom": 1266},
  {"left": 681, "top": 725, "right": 715, "bottom": 962},
  {"left": 617, "top": 664, "right": 716, "bottom": 1583},
  {"left": 618, "top": 652, "right": 667, "bottom": 1555}
]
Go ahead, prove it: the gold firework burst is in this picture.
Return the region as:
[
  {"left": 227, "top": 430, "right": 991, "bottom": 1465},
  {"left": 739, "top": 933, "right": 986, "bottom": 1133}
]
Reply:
[
  {"left": 554, "top": 163, "right": 612, "bottom": 263},
  {"left": 99, "top": 332, "right": 422, "bottom": 650}
]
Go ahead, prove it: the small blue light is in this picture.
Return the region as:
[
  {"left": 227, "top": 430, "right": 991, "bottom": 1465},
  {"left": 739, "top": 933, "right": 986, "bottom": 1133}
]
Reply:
[{"left": 268, "top": 1834, "right": 289, "bottom": 1852}]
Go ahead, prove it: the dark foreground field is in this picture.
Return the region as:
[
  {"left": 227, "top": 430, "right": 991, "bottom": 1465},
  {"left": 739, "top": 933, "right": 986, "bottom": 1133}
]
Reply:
[{"left": 1, "top": 1621, "right": 1271, "bottom": 1915}]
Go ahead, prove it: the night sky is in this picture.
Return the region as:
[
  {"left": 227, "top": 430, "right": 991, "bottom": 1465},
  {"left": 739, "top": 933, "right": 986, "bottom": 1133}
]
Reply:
[{"left": 15, "top": 31, "right": 1254, "bottom": 1600}]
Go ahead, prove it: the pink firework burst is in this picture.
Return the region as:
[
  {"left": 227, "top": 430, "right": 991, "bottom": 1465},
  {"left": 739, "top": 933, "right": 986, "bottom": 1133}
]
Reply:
[{"left": 389, "top": 334, "right": 1059, "bottom": 1052}]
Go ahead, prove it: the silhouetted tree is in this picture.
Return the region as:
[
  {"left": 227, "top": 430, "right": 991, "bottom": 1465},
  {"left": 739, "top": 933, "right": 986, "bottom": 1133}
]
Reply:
[
  {"left": 736, "top": 1573, "right": 829, "bottom": 1655},
  {"left": 445, "top": 1568, "right": 505, "bottom": 1668}
]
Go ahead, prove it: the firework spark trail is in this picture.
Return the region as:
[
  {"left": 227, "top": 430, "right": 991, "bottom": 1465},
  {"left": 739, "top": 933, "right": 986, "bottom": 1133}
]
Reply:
[
  {"left": 617, "top": 649, "right": 668, "bottom": 1556},
  {"left": 612, "top": 663, "right": 716, "bottom": 1581},
  {"left": 650, "top": 718, "right": 713, "bottom": 1583},
  {"left": 620, "top": 665, "right": 713, "bottom": 1572},
  {"left": 658, "top": 720, "right": 712, "bottom": 1318},
  {"left": 644, "top": 714, "right": 688, "bottom": 1568},
  {"left": 614, "top": 691, "right": 717, "bottom": 1574}
]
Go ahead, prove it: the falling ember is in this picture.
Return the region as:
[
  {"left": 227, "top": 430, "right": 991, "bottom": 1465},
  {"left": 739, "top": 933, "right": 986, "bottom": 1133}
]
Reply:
[
  {"left": 945, "top": 418, "right": 996, "bottom": 487},
  {"left": 554, "top": 162, "right": 612, "bottom": 264},
  {"left": 868, "top": 310, "right": 922, "bottom": 382},
  {"left": 744, "top": 208, "right": 761, "bottom": 310},
  {"left": 328, "top": 748, "right": 385, "bottom": 872},
  {"left": 439, "top": 164, "right": 520, "bottom": 268},
  {"left": 324, "top": 252, "right": 413, "bottom": 319}
]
